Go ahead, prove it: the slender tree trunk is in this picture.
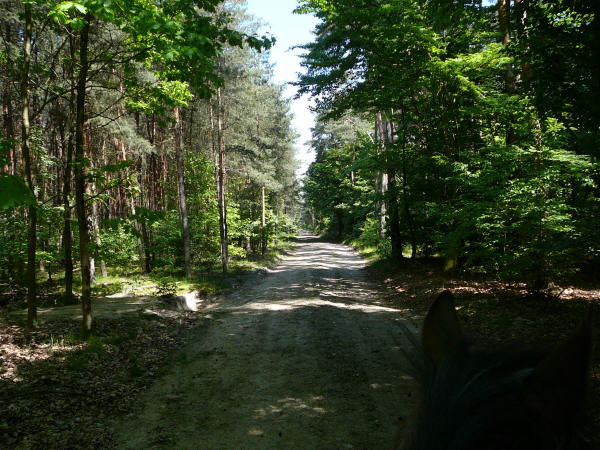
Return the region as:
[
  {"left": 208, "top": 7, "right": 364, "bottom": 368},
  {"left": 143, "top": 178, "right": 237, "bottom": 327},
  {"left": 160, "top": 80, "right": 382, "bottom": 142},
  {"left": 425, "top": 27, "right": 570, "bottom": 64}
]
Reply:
[
  {"left": 273, "top": 198, "right": 281, "bottom": 249},
  {"left": 592, "top": 1, "right": 600, "bottom": 143},
  {"left": 498, "top": 0, "right": 511, "bottom": 47},
  {"left": 100, "top": 255, "right": 107, "bottom": 277},
  {"left": 401, "top": 152, "right": 417, "bottom": 259},
  {"left": 387, "top": 171, "right": 403, "bottom": 259},
  {"left": 376, "top": 113, "right": 388, "bottom": 239},
  {"left": 74, "top": 18, "right": 92, "bottom": 337},
  {"left": 140, "top": 215, "right": 152, "bottom": 273},
  {"left": 4, "top": 22, "right": 17, "bottom": 176},
  {"left": 89, "top": 140, "right": 107, "bottom": 281},
  {"left": 498, "top": 0, "right": 515, "bottom": 144},
  {"left": 90, "top": 196, "right": 106, "bottom": 281},
  {"left": 378, "top": 172, "right": 388, "bottom": 239},
  {"left": 216, "top": 89, "right": 228, "bottom": 273},
  {"left": 62, "top": 129, "right": 74, "bottom": 301},
  {"left": 376, "top": 112, "right": 402, "bottom": 258},
  {"left": 21, "top": 3, "right": 37, "bottom": 328},
  {"left": 261, "top": 185, "right": 267, "bottom": 256},
  {"left": 174, "top": 106, "right": 192, "bottom": 278},
  {"left": 2, "top": 84, "right": 15, "bottom": 174}
]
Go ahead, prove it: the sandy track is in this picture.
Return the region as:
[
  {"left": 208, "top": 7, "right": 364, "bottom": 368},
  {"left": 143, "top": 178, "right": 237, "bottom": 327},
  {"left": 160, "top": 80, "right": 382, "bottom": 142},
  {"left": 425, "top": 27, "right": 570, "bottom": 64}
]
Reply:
[{"left": 115, "top": 235, "right": 418, "bottom": 449}]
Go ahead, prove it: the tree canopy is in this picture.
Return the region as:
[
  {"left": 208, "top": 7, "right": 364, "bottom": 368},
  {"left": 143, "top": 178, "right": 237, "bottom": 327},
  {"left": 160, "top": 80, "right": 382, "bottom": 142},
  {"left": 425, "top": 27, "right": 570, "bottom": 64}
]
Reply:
[
  {"left": 299, "top": 0, "right": 599, "bottom": 290},
  {"left": 0, "top": 0, "right": 299, "bottom": 331}
]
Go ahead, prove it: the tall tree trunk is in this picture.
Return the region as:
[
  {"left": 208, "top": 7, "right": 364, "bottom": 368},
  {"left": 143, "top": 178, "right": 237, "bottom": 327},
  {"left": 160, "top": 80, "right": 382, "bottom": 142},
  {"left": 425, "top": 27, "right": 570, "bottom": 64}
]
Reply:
[
  {"left": 387, "top": 170, "right": 402, "bottom": 260},
  {"left": 591, "top": 1, "right": 600, "bottom": 144},
  {"left": 401, "top": 142, "right": 417, "bottom": 259},
  {"left": 261, "top": 185, "right": 267, "bottom": 256},
  {"left": 498, "top": 0, "right": 515, "bottom": 144},
  {"left": 90, "top": 196, "right": 106, "bottom": 281},
  {"left": 378, "top": 172, "right": 388, "bottom": 239},
  {"left": 4, "top": 21, "right": 17, "bottom": 176},
  {"left": 376, "top": 112, "right": 402, "bottom": 258},
  {"left": 216, "top": 89, "right": 228, "bottom": 273},
  {"left": 62, "top": 127, "right": 74, "bottom": 301},
  {"left": 89, "top": 142, "right": 107, "bottom": 281},
  {"left": 174, "top": 106, "right": 192, "bottom": 278},
  {"left": 2, "top": 83, "right": 15, "bottom": 174},
  {"left": 376, "top": 113, "right": 388, "bottom": 239},
  {"left": 21, "top": 2, "right": 37, "bottom": 328},
  {"left": 74, "top": 18, "right": 92, "bottom": 337},
  {"left": 273, "top": 197, "right": 281, "bottom": 249}
]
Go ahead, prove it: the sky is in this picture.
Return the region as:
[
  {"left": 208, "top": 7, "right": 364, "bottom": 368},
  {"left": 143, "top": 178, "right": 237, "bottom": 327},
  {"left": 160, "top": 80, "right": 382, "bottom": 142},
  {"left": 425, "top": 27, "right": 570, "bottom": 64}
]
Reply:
[{"left": 244, "top": 0, "right": 319, "bottom": 177}]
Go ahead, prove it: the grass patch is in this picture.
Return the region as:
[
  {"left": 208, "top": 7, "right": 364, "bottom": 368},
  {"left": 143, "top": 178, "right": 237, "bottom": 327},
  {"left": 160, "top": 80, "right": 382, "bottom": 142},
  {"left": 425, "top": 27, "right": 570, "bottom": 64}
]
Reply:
[{"left": 7, "top": 237, "right": 297, "bottom": 311}]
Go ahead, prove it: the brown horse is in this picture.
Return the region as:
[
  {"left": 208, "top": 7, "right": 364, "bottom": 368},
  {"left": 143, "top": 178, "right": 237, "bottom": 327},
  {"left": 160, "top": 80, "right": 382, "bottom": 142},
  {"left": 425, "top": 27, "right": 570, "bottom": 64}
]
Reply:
[{"left": 399, "top": 290, "right": 593, "bottom": 450}]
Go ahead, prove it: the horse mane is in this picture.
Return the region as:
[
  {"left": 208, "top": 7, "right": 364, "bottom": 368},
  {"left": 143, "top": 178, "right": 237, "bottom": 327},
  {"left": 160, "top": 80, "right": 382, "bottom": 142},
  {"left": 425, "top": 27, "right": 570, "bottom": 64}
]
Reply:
[{"left": 398, "top": 291, "right": 594, "bottom": 450}]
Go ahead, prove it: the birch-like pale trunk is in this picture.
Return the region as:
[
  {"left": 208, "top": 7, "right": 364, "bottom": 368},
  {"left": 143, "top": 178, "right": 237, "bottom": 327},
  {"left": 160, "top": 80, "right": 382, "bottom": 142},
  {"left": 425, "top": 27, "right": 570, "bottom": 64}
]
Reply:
[
  {"left": 21, "top": 2, "right": 37, "bottom": 328},
  {"left": 376, "top": 112, "right": 402, "bottom": 258},
  {"left": 216, "top": 89, "right": 228, "bottom": 273}
]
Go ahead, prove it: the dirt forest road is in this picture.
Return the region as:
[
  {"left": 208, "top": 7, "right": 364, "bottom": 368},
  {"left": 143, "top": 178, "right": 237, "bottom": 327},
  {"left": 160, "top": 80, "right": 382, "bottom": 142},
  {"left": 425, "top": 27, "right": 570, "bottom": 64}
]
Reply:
[{"left": 115, "top": 234, "right": 419, "bottom": 449}]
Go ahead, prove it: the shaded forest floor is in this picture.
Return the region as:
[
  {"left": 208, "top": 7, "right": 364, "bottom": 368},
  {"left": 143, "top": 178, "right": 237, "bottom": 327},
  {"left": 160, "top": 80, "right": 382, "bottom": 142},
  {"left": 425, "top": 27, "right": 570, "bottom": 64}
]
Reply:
[
  {"left": 0, "top": 312, "right": 206, "bottom": 448},
  {"left": 366, "top": 255, "right": 600, "bottom": 443},
  {"left": 1, "top": 238, "right": 598, "bottom": 448},
  {"left": 0, "top": 249, "right": 291, "bottom": 449}
]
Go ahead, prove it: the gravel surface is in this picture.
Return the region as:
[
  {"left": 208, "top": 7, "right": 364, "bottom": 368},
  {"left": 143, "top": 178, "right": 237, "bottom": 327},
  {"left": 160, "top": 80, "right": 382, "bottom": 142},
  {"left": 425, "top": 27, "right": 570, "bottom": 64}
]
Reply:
[{"left": 115, "top": 234, "right": 417, "bottom": 449}]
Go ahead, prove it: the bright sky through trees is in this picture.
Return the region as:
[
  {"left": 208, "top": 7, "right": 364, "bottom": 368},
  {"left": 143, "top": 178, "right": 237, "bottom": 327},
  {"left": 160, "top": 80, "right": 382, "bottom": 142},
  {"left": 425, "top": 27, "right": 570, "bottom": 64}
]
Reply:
[{"left": 245, "top": 0, "right": 318, "bottom": 176}]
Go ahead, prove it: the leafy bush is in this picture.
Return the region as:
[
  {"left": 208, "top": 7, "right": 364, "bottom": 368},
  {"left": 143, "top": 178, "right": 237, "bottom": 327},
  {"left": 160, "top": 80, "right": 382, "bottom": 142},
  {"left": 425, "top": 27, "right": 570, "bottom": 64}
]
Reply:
[
  {"left": 98, "top": 220, "right": 139, "bottom": 268},
  {"left": 356, "top": 216, "right": 381, "bottom": 249},
  {"left": 154, "top": 277, "right": 177, "bottom": 297}
]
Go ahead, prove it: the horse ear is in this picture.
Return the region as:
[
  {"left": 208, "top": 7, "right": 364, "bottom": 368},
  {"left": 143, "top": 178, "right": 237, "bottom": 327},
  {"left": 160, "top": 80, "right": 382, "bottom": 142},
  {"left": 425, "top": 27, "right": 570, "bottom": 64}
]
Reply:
[
  {"left": 525, "top": 312, "right": 593, "bottom": 427},
  {"left": 422, "top": 290, "right": 465, "bottom": 366}
]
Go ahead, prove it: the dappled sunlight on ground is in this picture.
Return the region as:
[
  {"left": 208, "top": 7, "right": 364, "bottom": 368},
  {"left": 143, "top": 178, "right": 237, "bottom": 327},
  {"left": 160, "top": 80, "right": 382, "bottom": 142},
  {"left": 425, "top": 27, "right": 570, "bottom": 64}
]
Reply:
[
  {"left": 208, "top": 236, "right": 392, "bottom": 316},
  {"left": 115, "top": 233, "right": 415, "bottom": 449},
  {"left": 11, "top": 296, "right": 163, "bottom": 321},
  {"left": 241, "top": 298, "right": 401, "bottom": 313},
  {"left": 0, "top": 336, "right": 58, "bottom": 381}
]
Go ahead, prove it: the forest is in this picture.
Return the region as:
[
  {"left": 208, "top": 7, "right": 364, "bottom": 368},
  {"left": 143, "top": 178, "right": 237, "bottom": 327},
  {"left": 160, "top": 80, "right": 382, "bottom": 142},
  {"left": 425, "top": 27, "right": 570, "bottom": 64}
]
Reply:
[
  {"left": 0, "top": 0, "right": 300, "bottom": 334},
  {"left": 1, "top": 0, "right": 599, "bottom": 448},
  {"left": 300, "top": 0, "right": 599, "bottom": 293}
]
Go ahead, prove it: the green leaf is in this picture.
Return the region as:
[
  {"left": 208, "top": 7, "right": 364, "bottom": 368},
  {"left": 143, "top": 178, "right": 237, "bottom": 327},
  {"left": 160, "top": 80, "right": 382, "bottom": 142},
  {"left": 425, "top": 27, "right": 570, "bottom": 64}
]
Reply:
[{"left": 0, "top": 175, "right": 36, "bottom": 209}]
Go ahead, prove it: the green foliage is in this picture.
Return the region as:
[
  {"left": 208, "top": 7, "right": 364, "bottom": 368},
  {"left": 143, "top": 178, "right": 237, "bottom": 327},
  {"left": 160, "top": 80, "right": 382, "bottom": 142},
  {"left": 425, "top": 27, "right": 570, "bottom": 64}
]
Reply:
[
  {"left": 356, "top": 216, "right": 381, "bottom": 249},
  {"left": 0, "top": 137, "right": 35, "bottom": 210},
  {"left": 0, "top": 175, "right": 35, "bottom": 210},
  {"left": 98, "top": 220, "right": 139, "bottom": 267},
  {"left": 300, "top": 0, "right": 600, "bottom": 290},
  {"left": 275, "top": 215, "right": 299, "bottom": 241},
  {"left": 154, "top": 277, "right": 177, "bottom": 297},
  {"left": 0, "top": 0, "right": 300, "bottom": 320},
  {"left": 0, "top": 211, "right": 27, "bottom": 282}
]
